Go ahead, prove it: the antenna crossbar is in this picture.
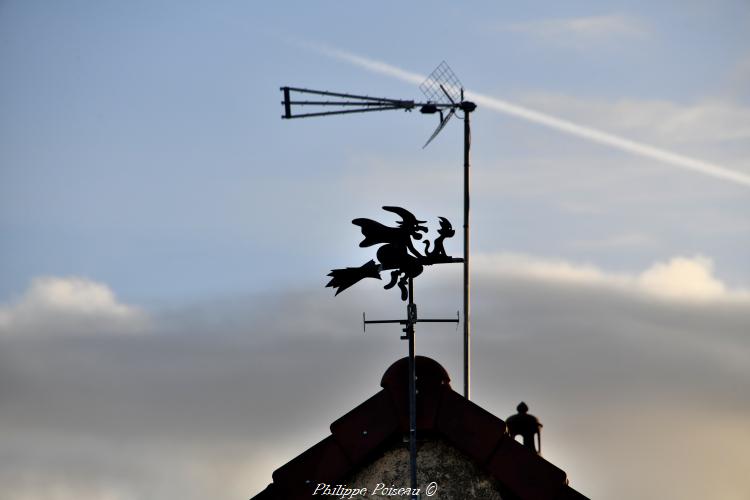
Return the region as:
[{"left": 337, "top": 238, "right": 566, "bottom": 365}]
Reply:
[
  {"left": 281, "top": 86, "right": 425, "bottom": 119},
  {"left": 283, "top": 106, "right": 409, "bottom": 119},
  {"left": 284, "top": 86, "right": 415, "bottom": 104}
]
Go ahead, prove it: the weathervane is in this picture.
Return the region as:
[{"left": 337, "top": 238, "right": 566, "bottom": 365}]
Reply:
[
  {"left": 282, "top": 61, "right": 476, "bottom": 401},
  {"left": 326, "top": 206, "right": 461, "bottom": 301},
  {"left": 326, "top": 205, "right": 460, "bottom": 499}
]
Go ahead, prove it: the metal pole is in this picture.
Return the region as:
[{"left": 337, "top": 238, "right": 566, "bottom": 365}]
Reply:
[
  {"left": 407, "top": 278, "right": 418, "bottom": 499},
  {"left": 463, "top": 108, "right": 471, "bottom": 401}
]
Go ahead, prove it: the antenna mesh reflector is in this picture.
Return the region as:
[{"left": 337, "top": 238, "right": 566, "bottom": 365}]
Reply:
[{"left": 419, "top": 61, "right": 463, "bottom": 104}]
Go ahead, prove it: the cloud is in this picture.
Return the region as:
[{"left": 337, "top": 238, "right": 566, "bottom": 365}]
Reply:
[
  {"left": 474, "top": 253, "right": 750, "bottom": 302},
  {"left": 298, "top": 41, "right": 424, "bottom": 86},
  {"left": 517, "top": 92, "right": 750, "bottom": 145},
  {"left": 2, "top": 480, "right": 137, "bottom": 500},
  {"left": 506, "top": 14, "right": 649, "bottom": 42},
  {"left": 467, "top": 91, "right": 750, "bottom": 187},
  {"left": 0, "top": 277, "right": 150, "bottom": 337},
  {"left": 636, "top": 256, "right": 730, "bottom": 300},
  {"left": 567, "top": 232, "right": 658, "bottom": 250},
  {"left": 0, "top": 255, "right": 748, "bottom": 500},
  {"left": 304, "top": 44, "right": 750, "bottom": 188}
]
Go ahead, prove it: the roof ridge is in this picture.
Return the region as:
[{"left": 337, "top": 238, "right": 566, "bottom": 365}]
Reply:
[{"left": 252, "top": 357, "right": 589, "bottom": 500}]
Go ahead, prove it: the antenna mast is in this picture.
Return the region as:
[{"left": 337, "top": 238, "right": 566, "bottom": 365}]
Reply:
[
  {"left": 418, "top": 62, "right": 476, "bottom": 400},
  {"left": 281, "top": 61, "right": 477, "bottom": 400}
]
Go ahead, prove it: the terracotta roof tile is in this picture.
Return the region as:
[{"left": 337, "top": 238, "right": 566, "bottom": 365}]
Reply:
[
  {"left": 486, "top": 436, "right": 568, "bottom": 499},
  {"left": 271, "top": 435, "right": 352, "bottom": 498},
  {"left": 556, "top": 485, "right": 591, "bottom": 500},
  {"left": 253, "top": 356, "right": 589, "bottom": 500},
  {"left": 330, "top": 390, "right": 399, "bottom": 464},
  {"left": 380, "top": 356, "right": 450, "bottom": 432},
  {"left": 436, "top": 388, "right": 507, "bottom": 465}
]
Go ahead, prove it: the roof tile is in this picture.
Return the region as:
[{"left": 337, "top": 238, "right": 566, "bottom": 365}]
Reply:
[
  {"left": 380, "top": 355, "right": 451, "bottom": 431},
  {"left": 486, "top": 436, "right": 569, "bottom": 499},
  {"left": 271, "top": 435, "right": 352, "bottom": 498},
  {"left": 330, "top": 390, "right": 399, "bottom": 464},
  {"left": 436, "top": 388, "right": 507, "bottom": 464},
  {"left": 252, "top": 357, "right": 589, "bottom": 500}
]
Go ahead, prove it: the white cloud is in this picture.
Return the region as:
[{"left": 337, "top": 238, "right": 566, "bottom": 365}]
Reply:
[
  {"left": 518, "top": 92, "right": 750, "bottom": 145},
  {"left": 0, "top": 277, "right": 150, "bottom": 337},
  {"left": 473, "top": 253, "right": 750, "bottom": 303},
  {"left": 1, "top": 254, "right": 748, "bottom": 500},
  {"left": 507, "top": 14, "right": 649, "bottom": 42},
  {"left": 310, "top": 45, "right": 750, "bottom": 188},
  {"left": 568, "top": 232, "right": 658, "bottom": 250},
  {"left": 636, "top": 256, "right": 729, "bottom": 300}
]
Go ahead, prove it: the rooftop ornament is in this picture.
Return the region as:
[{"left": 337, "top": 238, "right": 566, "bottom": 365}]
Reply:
[
  {"left": 326, "top": 206, "right": 461, "bottom": 301},
  {"left": 506, "top": 402, "right": 543, "bottom": 455},
  {"left": 326, "top": 206, "right": 461, "bottom": 498}
]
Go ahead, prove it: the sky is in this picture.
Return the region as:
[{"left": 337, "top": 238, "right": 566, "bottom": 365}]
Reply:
[{"left": 1, "top": 1, "right": 749, "bottom": 499}]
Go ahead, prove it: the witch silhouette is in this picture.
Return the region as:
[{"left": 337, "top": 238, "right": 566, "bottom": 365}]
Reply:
[{"left": 326, "top": 206, "right": 457, "bottom": 301}]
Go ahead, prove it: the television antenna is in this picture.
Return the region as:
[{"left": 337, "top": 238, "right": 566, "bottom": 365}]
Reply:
[{"left": 281, "top": 61, "right": 476, "bottom": 401}]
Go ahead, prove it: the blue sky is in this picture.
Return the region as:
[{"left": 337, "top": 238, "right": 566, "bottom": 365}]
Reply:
[
  {"left": 3, "top": 1, "right": 749, "bottom": 302},
  {"left": 1, "top": 2, "right": 749, "bottom": 499}
]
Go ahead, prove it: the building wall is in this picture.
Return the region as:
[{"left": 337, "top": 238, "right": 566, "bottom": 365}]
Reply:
[{"left": 342, "top": 438, "right": 505, "bottom": 499}]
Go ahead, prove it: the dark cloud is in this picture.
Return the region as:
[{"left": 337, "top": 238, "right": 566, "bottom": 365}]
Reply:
[{"left": 1, "top": 257, "right": 748, "bottom": 499}]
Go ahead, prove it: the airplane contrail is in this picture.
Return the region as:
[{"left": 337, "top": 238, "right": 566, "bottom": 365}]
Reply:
[{"left": 308, "top": 44, "right": 750, "bottom": 188}]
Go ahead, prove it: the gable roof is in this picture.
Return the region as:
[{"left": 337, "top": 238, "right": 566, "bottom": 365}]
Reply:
[{"left": 252, "top": 356, "right": 589, "bottom": 500}]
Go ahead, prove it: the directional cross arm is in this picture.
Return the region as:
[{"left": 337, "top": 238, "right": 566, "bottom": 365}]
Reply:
[
  {"left": 281, "top": 86, "right": 419, "bottom": 119},
  {"left": 417, "top": 318, "right": 460, "bottom": 324},
  {"left": 363, "top": 311, "right": 459, "bottom": 332},
  {"left": 282, "top": 106, "right": 411, "bottom": 119}
]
